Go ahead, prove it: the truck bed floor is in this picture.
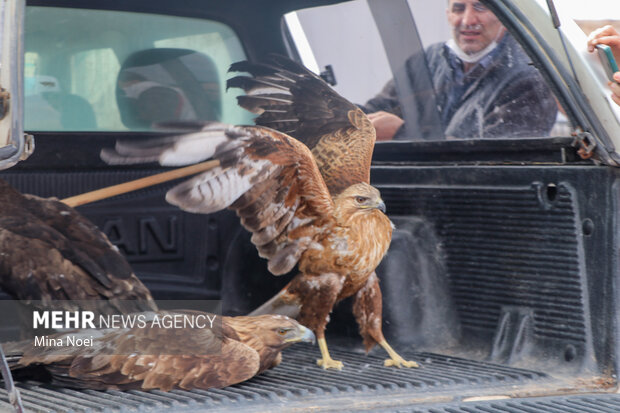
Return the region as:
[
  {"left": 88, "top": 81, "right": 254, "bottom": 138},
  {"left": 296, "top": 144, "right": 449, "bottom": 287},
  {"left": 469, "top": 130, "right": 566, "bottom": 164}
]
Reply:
[{"left": 3, "top": 344, "right": 612, "bottom": 412}]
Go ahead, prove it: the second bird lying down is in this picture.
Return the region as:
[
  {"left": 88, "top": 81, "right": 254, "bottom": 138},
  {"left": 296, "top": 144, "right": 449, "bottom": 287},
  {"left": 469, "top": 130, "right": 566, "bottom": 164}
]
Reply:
[
  {"left": 5, "top": 311, "right": 314, "bottom": 391},
  {"left": 100, "top": 54, "right": 418, "bottom": 370}
]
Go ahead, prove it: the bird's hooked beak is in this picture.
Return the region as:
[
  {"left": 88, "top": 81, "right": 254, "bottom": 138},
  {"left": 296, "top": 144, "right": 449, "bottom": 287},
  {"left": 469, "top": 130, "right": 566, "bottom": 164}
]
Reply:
[
  {"left": 286, "top": 325, "right": 316, "bottom": 344},
  {"left": 376, "top": 199, "right": 386, "bottom": 213}
]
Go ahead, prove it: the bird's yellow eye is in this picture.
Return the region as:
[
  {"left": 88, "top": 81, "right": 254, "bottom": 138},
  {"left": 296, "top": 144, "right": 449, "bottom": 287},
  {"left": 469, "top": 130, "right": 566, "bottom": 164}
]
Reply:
[
  {"left": 356, "top": 196, "right": 367, "bottom": 204},
  {"left": 277, "top": 329, "right": 288, "bottom": 335}
]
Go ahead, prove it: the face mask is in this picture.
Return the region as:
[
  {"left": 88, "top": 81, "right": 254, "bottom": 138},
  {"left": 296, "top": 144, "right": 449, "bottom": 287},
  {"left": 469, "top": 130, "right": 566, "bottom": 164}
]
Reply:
[
  {"left": 446, "top": 38, "right": 498, "bottom": 63},
  {"left": 446, "top": 26, "right": 504, "bottom": 64}
]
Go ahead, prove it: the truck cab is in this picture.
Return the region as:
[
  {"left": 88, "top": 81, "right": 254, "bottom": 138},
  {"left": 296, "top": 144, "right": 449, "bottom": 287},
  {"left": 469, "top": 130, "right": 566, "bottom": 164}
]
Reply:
[{"left": 2, "top": 0, "right": 620, "bottom": 411}]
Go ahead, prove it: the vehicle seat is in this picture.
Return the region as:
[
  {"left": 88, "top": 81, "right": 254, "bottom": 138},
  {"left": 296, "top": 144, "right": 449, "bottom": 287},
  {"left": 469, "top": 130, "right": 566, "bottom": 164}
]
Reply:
[
  {"left": 116, "top": 48, "right": 221, "bottom": 129},
  {"left": 24, "top": 75, "right": 97, "bottom": 130},
  {"left": 40, "top": 92, "right": 98, "bottom": 130}
]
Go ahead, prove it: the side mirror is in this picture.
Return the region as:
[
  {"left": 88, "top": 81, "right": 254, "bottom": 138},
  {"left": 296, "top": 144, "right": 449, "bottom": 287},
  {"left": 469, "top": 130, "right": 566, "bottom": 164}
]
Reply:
[{"left": 0, "top": 0, "right": 33, "bottom": 170}]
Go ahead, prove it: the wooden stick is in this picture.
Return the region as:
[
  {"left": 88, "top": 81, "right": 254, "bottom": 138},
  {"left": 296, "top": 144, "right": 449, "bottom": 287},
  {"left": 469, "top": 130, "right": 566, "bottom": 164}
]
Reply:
[{"left": 61, "top": 159, "right": 219, "bottom": 208}]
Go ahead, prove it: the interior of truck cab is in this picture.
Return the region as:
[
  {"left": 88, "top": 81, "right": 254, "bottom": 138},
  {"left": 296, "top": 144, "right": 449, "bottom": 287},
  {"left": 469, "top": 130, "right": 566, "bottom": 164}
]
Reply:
[{"left": 23, "top": 6, "right": 252, "bottom": 132}]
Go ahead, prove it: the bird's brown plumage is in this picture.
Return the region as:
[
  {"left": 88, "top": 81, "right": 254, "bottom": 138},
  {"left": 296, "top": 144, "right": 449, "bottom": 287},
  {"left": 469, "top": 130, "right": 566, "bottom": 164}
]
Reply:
[
  {"left": 100, "top": 55, "right": 417, "bottom": 369},
  {"left": 102, "top": 125, "right": 384, "bottom": 278},
  {"left": 228, "top": 54, "right": 375, "bottom": 196},
  {"left": 0, "top": 179, "right": 156, "bottom": 313},
  {"left": 6, "top": 312, "right": 314, "bottom": 390},
  {"left": 229, "top": 56, "right": 416, "bottom": 368}
]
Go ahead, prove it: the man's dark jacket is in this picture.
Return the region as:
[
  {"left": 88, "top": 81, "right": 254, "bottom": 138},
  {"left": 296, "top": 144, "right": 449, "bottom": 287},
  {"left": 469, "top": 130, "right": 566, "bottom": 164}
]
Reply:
[{"left": 362, "top": 35, "right": 558, "bottom": 139}]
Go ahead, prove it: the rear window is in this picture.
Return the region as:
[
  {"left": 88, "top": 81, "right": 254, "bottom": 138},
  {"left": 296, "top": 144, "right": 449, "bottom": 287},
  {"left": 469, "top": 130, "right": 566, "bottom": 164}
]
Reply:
[
  {"left": 24, "top": 7, "right": 253, "bottom": 132},
  {"left": 285, "top": 0, "right": 569, "bottom": 141}
]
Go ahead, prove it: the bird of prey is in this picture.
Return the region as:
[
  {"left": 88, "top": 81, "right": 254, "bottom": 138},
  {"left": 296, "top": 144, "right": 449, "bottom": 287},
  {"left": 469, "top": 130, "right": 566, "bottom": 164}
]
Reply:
[
  {"left": 0, "top": 178, "right": 156, "bottom": 314},
  {"left": 6, "top": 312, "right": 314, "bottom": 391},
  {"left": 100, "top": 55, "right": 417, "bottom": 370},
  {"left": 227, "top": 55, "right": 374, "bottom": 197}
]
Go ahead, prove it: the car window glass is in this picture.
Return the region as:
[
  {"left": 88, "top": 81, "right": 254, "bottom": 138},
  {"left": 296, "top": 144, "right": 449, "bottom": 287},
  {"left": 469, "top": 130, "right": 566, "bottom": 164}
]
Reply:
[
  {"left": 24, "top": 6, "right": 253, "bottom": 132},
  {"left": 286, "top": 0, "right": 570, "bottom": 141}
]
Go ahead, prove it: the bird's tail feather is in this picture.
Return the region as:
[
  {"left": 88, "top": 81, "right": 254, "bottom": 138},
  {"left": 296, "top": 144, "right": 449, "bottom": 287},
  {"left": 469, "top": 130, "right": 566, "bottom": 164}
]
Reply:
[{"left": 249, "top": 285, "right": 301, "bottom": 318}]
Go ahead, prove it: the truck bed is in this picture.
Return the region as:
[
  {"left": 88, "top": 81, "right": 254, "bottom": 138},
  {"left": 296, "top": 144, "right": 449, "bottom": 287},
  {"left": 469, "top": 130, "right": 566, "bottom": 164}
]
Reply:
[
  {"left": 0, "top": 343, "right": 613, "bottom": 412},
  {"left": 1, "top": 137, "right": 617, "bottom": 412}
]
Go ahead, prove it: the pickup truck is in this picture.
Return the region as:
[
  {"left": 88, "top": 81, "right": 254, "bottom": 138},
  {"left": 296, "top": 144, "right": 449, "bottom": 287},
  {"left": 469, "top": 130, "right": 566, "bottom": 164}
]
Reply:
[{"left": 2, "top": 0, "right": 620, "bottom": 412}]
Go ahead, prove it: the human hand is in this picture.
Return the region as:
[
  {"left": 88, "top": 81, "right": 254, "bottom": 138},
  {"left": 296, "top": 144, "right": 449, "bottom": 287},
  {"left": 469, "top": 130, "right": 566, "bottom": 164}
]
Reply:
[
  {"left": 367, "top": 111, "right": 404, "bottom": 141},
  {"left": 587, "top": 25, "right": 620, "bottom": 63},
  {"left": 610, "top": 73, "right": 620, "bottom": 106},
  {"left": 587, "top": 25, "right": 620, "bottom": 105}
]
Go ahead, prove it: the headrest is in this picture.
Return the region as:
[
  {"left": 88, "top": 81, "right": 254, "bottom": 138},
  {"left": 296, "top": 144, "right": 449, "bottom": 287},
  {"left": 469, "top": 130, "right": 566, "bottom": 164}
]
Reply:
[{"left": 117, "top": 48, "right": 221, "bottom": 129}]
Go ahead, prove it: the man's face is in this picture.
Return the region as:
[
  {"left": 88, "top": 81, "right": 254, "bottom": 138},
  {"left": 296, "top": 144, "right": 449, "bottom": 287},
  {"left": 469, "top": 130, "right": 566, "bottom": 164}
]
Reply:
[{"left": 447, "top": 0, "right": 506, "bottom": 54}]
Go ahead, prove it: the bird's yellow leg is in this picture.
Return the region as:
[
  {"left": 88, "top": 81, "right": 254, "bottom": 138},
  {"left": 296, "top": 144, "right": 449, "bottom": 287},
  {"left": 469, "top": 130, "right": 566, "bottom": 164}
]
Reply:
[
  {"left": 316, "top": 337, "right": 344, "bottom": 370},
  {"left": 379, "top": 340, "right": 419, "bottom": 368}
]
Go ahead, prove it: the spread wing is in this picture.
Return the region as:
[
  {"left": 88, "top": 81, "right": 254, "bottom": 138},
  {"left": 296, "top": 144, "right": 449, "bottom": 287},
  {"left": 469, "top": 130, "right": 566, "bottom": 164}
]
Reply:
[
  {"left": 227, "top": 54, "right": 375, "bottom": 195},
  {"left": 0, "top": 179, "right": 156, "bottom": 313},
  {"left": 101, "top": 123, "right": 335, "bottom": 275},
  {"left": 13, "top": 311, "right": 260, "bottom": 391}
]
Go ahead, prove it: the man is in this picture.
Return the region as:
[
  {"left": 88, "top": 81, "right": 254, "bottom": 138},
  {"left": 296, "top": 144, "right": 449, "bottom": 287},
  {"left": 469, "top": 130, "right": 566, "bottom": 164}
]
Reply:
[
  {"left": 587, "top": 25, "right": 620, "bottom": 106},
  {"left": 363, "top": 0, "right": 558, "bottom": 140}
]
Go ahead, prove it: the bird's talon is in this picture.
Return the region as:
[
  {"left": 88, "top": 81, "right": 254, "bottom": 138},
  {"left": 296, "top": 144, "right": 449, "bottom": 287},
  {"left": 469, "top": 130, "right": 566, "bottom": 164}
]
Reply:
[
  {"left": 384, "top": 357, "right": 419, "bottom": 368},
  {"left": 317, "top": 358, "right": 344, "bottom": 370}
]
